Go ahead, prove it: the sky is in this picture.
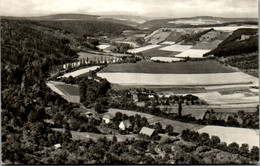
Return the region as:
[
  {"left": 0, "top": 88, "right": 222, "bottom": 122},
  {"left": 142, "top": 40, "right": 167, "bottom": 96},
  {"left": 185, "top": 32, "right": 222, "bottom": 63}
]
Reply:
[{"left": 0, "top": 0, "right": 258, "bottom": 18}]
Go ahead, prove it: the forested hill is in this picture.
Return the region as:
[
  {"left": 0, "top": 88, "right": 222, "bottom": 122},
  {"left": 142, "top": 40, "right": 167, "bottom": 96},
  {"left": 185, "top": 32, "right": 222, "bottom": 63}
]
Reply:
[
  {"left": 204, "top": 28, "right": 258, "bottom": 57},
  {"left": 1, "top": 19, "right": 78, "bottom": 89},
  {"left": 35, "top": 20, "right": 136, "bottom": 37}
]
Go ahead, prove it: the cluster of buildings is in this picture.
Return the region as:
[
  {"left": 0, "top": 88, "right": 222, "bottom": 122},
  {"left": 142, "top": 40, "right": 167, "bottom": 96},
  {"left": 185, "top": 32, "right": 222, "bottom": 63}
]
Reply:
[{"left": 102, "top": 113, "right": 156, "bottom": 138}]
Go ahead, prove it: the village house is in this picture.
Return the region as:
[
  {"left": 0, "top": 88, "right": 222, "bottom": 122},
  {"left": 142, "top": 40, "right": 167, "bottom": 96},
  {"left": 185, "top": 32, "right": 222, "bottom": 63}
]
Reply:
[
  {"left": 119, "top": 119, "right": 132, "bottom": 130},
  {"left": 102, "top": 114, "right": 114, "bottom": 124},
  {"left": 139, "top": 127, "right": 155, "bottom": 137}
]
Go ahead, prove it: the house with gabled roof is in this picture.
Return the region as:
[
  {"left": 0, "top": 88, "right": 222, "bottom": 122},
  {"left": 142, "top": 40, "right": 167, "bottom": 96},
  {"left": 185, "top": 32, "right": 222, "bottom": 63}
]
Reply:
[
  {"left": 139, "top": 127, "right": 155, "bottom": 137},
  {"left": 119, "top": 119, "right": 132, "bottom": 130}
]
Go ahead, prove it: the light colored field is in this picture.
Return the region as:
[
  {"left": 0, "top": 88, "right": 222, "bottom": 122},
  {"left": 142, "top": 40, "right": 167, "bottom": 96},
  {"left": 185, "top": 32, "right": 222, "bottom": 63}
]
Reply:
[
  {"left": 97, "top": 72, "right": 256, "bottom": 86},
  {"left": 198, "top": 125, "right": 259, "bottom": 148},
  {"left": 97, "top": 44, "right": 110, "bottom": 50},
  {"left": 204, "top": 84, "right": 252, "bottom": 90},
  {"left": 59, "top": 66, "right": 100, "bottom": 78},
  {"left": 175, "top": 49, "right": 211, "bottom": 58},
  {"left": 150, "top": 57, "right": 184, "bottom": 62},
  {"left": 249, "top": 88, "right": 259, "bottom": 93},
  {"left": 46, "top": 81, "right": 80, "bottom": 103},
  {"left": 127, "top": 45, "right": 160, "bottom": 53},
  {"left": 159, "top": 44, "right": 193, "bottom": 52},
  {"left": 108, "top": 108, "right": 204, "bottom": 132},
  {"left": 199, "top": 25, "right": 258, "bottom": 31},
  {"left": 193, "top": 91, "right": 258, "bottom": 105},
  {"left": 161, "top": 41, "right": 176, "bottom": 45}
]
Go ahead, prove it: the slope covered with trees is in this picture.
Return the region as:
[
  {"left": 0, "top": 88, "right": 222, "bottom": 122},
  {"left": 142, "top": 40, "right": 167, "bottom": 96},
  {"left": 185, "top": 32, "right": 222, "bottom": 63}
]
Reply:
[{"left": 204, "top": 28, "right": 258, "bottom": 57}]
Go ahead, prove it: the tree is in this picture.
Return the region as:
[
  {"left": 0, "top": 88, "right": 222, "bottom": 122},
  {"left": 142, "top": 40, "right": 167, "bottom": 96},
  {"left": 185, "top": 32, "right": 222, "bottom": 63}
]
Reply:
[
  {"left": 154, "top": 122, "right": 163, "bottom": 133},
  {"left": 210, "top": 135, "right": 220, "bottom": 148},
  {"left": 165, "top": 125, "right": 174, "bottom": 134},
  {"left": 94, "top": 103, "right": 102, "bottom": 113},
  {"left": 227, "top": 142, "right": 240, "bottom": 154},
  {"left": 178, "top": 97, "right": 183, "bottom": 116},
  {"left": 198, "top": 132, "right": 210, "bottom": 146},
  {"left": 239, "top": 143, "right": 249, "bottom": 158},
  {"left": 250, "top": 146, "right": 259, "bottom": 161}
]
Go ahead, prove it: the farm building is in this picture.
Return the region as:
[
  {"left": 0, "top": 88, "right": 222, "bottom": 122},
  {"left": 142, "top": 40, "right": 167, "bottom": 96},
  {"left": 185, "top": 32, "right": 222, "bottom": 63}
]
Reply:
[
  {"left": 139, "top": 127, "right": 155, "bottom": 137},
  {"left": 119, "top": 120, "right": 132, "bottom": 130},
  {"left": 54, "top": 143, "right": 62, "bottom": 149},
  {"left": 132, "top": 94, "right": 139, "bottom": 102},
  {"left": 102, "top": 114, "right": 114, "bottom": 124}
]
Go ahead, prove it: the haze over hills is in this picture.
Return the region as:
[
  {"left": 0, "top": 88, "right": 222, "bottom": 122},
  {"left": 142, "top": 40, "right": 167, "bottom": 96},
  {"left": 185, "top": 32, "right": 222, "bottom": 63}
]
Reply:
[{"left": 2, "top": 13, "right": 258, "bottom": 28}]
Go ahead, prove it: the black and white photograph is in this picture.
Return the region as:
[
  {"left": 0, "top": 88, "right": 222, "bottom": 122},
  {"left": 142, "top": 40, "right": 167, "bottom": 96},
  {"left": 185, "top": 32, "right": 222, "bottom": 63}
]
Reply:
[{"left": 1, "top": 0, "right": 259, "bottom": 164}]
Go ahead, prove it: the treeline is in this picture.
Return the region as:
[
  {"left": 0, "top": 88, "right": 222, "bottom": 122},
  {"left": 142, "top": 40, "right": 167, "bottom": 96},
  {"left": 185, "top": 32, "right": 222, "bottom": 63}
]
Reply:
[
  {"left": 204, "top": 28, "right": 258, "bottom": 57},
  {"left": 181, "top": 129, "right": 259, "bottom": 161},
  {"left": 181, "top": 28, "right": 214, "bottom": 45},
  {"left": 37, "top": 20, "right": 136, "bottom": 38}
]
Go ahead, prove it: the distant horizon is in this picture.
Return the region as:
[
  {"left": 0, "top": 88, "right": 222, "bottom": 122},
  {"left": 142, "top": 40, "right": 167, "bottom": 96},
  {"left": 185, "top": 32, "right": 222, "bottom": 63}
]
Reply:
[
  {"left": 0, "top": 0, "right": 257, "bottom": 18},
  {"left": 0, "top": 13, "right": 258, "bottom": 20}
]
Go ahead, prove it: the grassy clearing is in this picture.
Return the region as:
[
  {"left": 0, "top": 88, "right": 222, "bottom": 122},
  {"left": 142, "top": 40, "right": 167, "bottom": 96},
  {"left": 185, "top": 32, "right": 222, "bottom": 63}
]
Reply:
[
  {"left": 99, "top": 60, "right": 235, "bottom": 74},
  {"left": 198, "top": 125, "right": 259, "bottom": 148}
]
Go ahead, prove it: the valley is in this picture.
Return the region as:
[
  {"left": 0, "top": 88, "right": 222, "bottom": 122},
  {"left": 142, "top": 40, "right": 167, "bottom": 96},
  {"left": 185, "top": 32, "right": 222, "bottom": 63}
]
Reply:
[{"left": 1, "top": 12, "right": 259, "bottom": 165}]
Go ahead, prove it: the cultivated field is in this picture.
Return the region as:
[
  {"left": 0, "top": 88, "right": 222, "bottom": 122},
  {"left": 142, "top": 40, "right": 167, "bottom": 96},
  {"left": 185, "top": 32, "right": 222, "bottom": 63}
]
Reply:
[
  {"left": 193, "top": 91, "right": 258, "bottom": 105},
  {"left": 150, "top": 57, "right": 184, "bottom": 62},
  {"left": 159, "top": 44, "right": 193, "bottom": 52},
  {"left": 199, "top": 25, "right": 258, "bottom": 31},
  {"left": 198, "top": 125, "right": 259, "bottom": 148},
  {"left": 161, "top": 41, "right": 176, "bottom": 45},
  {"left": 140, "top": 46, "right": 179, "bottom": 57},
  {"left": 97, "top": 72, "right": 257, "bottom": 86},
  {"left": 46, "top": 81, "right": 80, "bottom": 103},
  {"left": 99, "top": 61, "right": 234, "bottom": 74},
  {"left": 59, "top": 66, "right": 100, "bottom": 78},
  {"left": 174, "top": 49, "right": 211, "bottom": 58},
  {"left": 127, "top": 44, "right": 160, "bottom": 53}
]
